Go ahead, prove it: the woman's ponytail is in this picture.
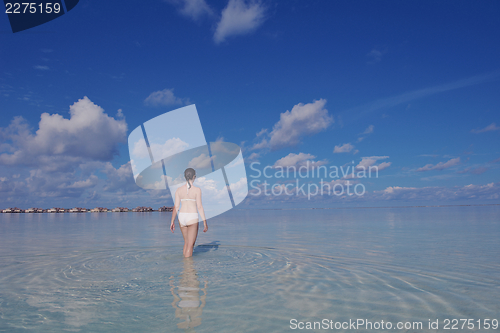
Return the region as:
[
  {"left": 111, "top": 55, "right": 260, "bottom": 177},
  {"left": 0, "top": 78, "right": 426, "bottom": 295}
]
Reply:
[{"left": 184, "top": 168, "right": 196, "bottom": 189}]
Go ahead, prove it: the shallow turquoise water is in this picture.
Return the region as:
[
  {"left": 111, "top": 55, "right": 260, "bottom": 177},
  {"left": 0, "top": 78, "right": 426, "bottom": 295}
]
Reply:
[{"left": 0, "top": 206, "right": 499, "bottom": 332}]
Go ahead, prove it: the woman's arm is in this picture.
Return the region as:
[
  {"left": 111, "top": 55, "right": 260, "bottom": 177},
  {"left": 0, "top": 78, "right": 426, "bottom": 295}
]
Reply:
[
  {"left": 170, "top": 190, "right": 180, "bottom": 233},
  {"left": 196, "top": 189, "right": 208, "bottom": 232}
]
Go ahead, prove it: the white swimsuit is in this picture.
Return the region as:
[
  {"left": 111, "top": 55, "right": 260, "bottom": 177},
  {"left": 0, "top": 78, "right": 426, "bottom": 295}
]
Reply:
[
  {"left": 178, "top": 212, "right": 199, "bottom": 227},
  {"left": 178, "top": 183, "right": 199, "bottom": 227}
]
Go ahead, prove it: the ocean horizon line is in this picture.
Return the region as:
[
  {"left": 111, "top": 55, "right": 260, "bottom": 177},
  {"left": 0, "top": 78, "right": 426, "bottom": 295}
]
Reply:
[
  {"left": 1, "top": 203, "right": 499, "bottom": 214},
  {"left": 236, "top": 203, "right": 500, "bottom": 210}
]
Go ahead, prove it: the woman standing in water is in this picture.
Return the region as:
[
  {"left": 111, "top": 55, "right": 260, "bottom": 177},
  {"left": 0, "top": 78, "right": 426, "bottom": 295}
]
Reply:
[{"left": 170, "top": 168, "right": 208, "bottom": 257}]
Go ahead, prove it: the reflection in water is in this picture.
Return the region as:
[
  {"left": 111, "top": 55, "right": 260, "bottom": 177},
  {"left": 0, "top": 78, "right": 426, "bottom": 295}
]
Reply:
[{"left": 170, "top": 258, "right": 207, "bottom": 331}]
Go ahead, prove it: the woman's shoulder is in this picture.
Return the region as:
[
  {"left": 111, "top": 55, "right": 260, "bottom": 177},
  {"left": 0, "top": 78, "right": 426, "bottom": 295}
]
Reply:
[{"left": 175, "top": 185, "right": 186, "bottom": 194}]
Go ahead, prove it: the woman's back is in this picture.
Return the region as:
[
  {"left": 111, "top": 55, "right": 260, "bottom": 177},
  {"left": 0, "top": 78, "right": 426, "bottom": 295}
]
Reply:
[{"left": 177, "top": 184, "right": 199, "bottom": 213}]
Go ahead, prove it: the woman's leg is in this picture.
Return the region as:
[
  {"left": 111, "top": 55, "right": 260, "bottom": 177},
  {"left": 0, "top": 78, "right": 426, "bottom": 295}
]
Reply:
[
  {"left": 179, "top": 222, "right": 189, "bottom": 256},
  {"left": 183, "top": 223, "right": 199, "bottom": 257}
]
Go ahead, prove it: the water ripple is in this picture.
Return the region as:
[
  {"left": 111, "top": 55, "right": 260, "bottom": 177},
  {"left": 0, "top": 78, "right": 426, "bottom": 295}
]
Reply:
[{"left": 0, "top": 245, "right": 498, "bottom": 332}]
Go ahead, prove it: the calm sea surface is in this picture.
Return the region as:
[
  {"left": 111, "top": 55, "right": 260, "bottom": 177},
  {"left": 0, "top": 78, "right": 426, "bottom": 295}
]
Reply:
[{"left": 0, "top": 206, "right": 499, "bottom": 332}]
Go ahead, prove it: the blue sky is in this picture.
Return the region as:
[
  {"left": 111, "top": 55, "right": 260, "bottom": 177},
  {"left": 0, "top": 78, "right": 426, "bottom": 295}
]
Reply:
[{"left": 1, "top": 0, "right": 499, "bottom": 209}]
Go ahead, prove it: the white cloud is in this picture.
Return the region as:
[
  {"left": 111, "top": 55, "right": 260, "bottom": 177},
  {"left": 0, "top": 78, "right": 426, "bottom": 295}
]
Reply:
[
  {"left": 246, "top": 152, "right": 259, "bottom": 161},
  {"left": 34, "top": 65, "right": 49, "bottom": 70},
  {"left": 333, "top": 143, "right": 355, "bottom": 153},
  {"left": 102, "top": 162, "right": 139, "bottom": 193},
  {"left": 0, "top": 160, "right": 171, "bottom": 209},
  {"left": 229, "top": 177, "right": 248, "bottom": 203},
  {"left": 256, "top": 128, "right": 267, "bottom": 137},
  {"left": 255, "top": 99, "right": 332, "bottom": 150},
  {"left": 22, "top": 168, "right": 98, "bottom": 199},
  {"left": 251, "top": 138, "right": 268, "bottom": 150},
  {"left": 417, "top": 157, "right": 460, "bottom": 172},
  {"left": 0, "top": 98, "right": 136, "bottom": 207},
  {"left": 145, "top": 175, "right": 170, "bottom": 191},
  {"left": 273, "top": 152, "right": 327, "bottom": 168},
  {"left": 170, "top": 0, "right": 214, "bottom": 20},
  {"left": 0, "top": 96, "right": 127, "bottom": 167},
  {"left": 366, "top": 49, "right": 386, "bottom": 64},
  {"left": 458, "top": 166, "right": 488, "bottom": 175},
  {"left": 375, "top": 161, "right": 391, "bottom": 171},
  {"left": 194, "top": 176, "right": 217, "bottom": 191},
  {"left": 149, "top": 137, "right": 189, "bottom": 161},
  {"left": 356, "top": 156, "right": 391, "bottom": 171},
  {"left": 188, "top": 153, "right": 213, "bottom": 169},
  {"left": 131, "top": 138, "right": 150, "bottom": 159},
  {"left": 244, "top": 177, "right": 500, "bottom": 205},
  {"left": 374, "top": 182, "right": 500, "bottom": 201},
  {"left": 193, "top": 176, "right": 230, "bottom": 202},
  {"left": 356, "top": 125, "right": 374, "bottom": 142},
  {"left": 362, "top": 125, "right": 374, "bottom": 134},
  {"left": 144, "top": 88, "right": 189, "bottom": 106},
  {"left": 471, "top": 123, "right": 500, "bottom": 133},
  {"left": 214, "top": 0, "right": 266, "bottom": 44},
  {"left": 58, "top": 175, "right": 98, "bottom": 189},
  {"left": 340, "top": 71, "right": 500, "bottom": 122}
]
